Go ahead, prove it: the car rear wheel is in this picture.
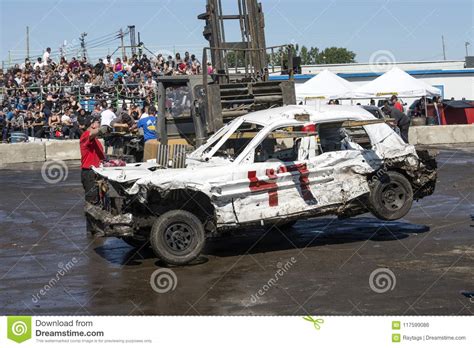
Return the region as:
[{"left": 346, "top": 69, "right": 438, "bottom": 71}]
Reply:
[
  {"left": 369, "top": 171, "right": 413, "bottom": 221},
  {"left": 150, "top": 210, "right": 205, "bottom": 266}
]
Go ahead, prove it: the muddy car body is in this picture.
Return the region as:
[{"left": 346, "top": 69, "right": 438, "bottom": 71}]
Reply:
[{"left": 87, "top": 105, "right": 437, "bottom": 265}]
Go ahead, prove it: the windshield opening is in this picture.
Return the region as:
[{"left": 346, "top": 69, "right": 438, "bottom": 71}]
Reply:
[{"left": 204, "top": 122, "right": 264, "bottom": 161}]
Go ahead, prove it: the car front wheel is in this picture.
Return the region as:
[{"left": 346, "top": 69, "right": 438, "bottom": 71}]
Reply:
[
  {"left": 150, "top": 210, "right": 205, "bottom": 265},
  {"left": 369, "top": 171, "right": 413, "bottom": 221}
]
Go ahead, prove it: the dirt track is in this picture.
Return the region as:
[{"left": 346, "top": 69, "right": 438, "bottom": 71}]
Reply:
[{"left": 1, "top": 145, "right": 473, "bottom": 315}]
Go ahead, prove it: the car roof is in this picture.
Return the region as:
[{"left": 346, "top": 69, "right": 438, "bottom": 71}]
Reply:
[
  {"left": 241, "top": 105, "right": 375, "bottom": 126},
  {"left": 361, "top": 105, "right": 381, "bottom": 110}
]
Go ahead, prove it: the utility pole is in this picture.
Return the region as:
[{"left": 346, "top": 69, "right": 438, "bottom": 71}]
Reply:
[
  {"left": 26, "top": 26, "right": 30, "bottom": 60},
  {"left": 8, "top": 50, "right": 11, "bottom": 67},
  {"left": 442, "top": 35, "right": 446, "bottom": 60},
  {"left": 128, "top": 25, "right": 136, "bottom": 56},
  {"left": 137, "top": 32, "right": 143, "bottom": 58},
  {"left": 465, "top": 42, "right": 471, "bottom": 57},
  {"left": 80, "top": 32, "right": 88, "bottom": 60},
  {"left": 120, "top": 28, "right": 125, "bottom": 60}
]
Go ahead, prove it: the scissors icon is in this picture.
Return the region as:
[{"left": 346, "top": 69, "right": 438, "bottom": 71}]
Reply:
[{"left": 303, "top": 316, "right": 324, "bottom": 330}]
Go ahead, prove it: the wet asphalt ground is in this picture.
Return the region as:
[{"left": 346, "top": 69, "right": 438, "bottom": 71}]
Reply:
[{"left": 0, "top": 145, "right": 473, "bottom": 315}]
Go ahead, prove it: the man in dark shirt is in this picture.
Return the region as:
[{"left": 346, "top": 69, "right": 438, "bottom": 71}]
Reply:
[
  {"left": 94, "top": 58, "right": 105, "bottom": 76},
  {"left": 384, "top": 102, "right": 410, "bottom": 143},
  {"left": 32, "top": 112, "right": 46, "bottom": 138},
  {"left": 24, "top": 111, "right": 35, "bottom": 136}
]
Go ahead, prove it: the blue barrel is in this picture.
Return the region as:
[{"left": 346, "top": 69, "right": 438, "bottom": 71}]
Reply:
[{"left": 10, "top": 132, "right": 28, "bottom": 143}]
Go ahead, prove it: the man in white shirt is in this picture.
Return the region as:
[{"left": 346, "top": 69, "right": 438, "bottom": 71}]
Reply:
[
  {"left": 20, "top": 58, "right": 30, "bottom": 69},
  {"left": 139, "top": 105, "right": 149, "bottom": 119},
  {"left": 42, "top": 48, "right": 51, "bottom": 66},
  {"left": 104, "top": 55, "right": 112, "bottom": 66},
  {"left": 61, "top": 110, "right": 72, "bottom": 124},
  {"left": 14, "top": 73, "right": 22, "bottom": 86},
  {"left": 100, "top": 103, "right": 116, "bottom": 127},
  {"left": 33, "top": 58, "right": 43, "bottom": 70}
]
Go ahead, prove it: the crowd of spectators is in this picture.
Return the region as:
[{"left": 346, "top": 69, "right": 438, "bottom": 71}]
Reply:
[{"left": 0, "top": 48, "right": 204, "bottom": 142}]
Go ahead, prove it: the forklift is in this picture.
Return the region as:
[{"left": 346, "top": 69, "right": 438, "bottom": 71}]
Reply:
[{"left": 148, "top": 0, "right": 297, "bottom": 167}]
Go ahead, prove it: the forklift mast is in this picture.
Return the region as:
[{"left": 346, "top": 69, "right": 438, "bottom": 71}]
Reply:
[
  {"left": 197, "top": 0, "right": 296, "bottom": 136},
  {"left": 199, "top": 0, "right": 268, "bottom": 83},
  {"left": 155, "top": 0, "right": 296, "bottom": 149}
]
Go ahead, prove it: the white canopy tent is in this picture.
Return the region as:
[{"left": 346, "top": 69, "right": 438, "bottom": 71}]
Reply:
[
  {"left": 295, "top": 69, "right": 355, "bottom": 102},
  {"left": 352, "top": 67, "right": 441, "bottom": 98}
]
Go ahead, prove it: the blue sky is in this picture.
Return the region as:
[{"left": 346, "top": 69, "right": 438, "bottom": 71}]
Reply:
[{"left": 1, "top": 0, "right": 473, "bottom": 65}]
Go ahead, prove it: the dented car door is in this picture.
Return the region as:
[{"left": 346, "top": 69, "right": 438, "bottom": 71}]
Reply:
[{"left": 228, "top": 124, "right": 336, "bottom": 224}]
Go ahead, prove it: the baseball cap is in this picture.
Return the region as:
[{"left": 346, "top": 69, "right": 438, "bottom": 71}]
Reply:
[{"left": 84, "top": 115, "right": 100, "bottom": 128}]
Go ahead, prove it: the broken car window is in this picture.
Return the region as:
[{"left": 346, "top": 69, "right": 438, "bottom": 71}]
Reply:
[
  {"left": 318, "top": 122, "right": 372, "bottom": 153},
  {"left": 206, "top": 122, "right": 264, "bottom": 160},
  {"left": 254, "top": 126, "right": 312, "bottom": 163}
]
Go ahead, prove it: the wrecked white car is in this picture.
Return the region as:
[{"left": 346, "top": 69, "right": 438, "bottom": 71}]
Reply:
[{"left": 86, "top": 105, "right": 437, "bottom": 265}]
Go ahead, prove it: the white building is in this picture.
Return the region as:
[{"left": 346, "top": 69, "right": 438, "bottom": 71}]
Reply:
[{"left": 270, "top": 59, "right": 474, "bottom": 101}]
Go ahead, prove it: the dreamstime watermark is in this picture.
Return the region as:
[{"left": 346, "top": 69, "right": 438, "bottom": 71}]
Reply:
[
  {"left": 366, "top": 157, "right": 396, "bottom": 186},
  {"left": 31, "top": 258, "right": 79, "bottom": 303},
  {"left": 62, "top": 38, "right": 80, "bottom": 58},
  {"left": 41, "top": 160, "right": 69, "bottom": 184},
  {"left": 369, "top": 267, "right": 397, "bottom": 294},
  {"left": 369, "top": 50, "right": 396, "bottom": 73},
  {"left": 150, "top": 268, "right": 178, "bottom": 294},
  {"left": 7, "top": 316, "right": 32, "bottom": 343},
  {"left": 366, "top": 156, "right": 418, "bottom": 187},
  {"left": 250, "top": 257, "right": 297, "bottom": 304},
  {"left": 11, "top": 320, "right": 28, "bottom": 335}
]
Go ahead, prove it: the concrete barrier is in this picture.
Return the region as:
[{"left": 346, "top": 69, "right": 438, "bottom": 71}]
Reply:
[
  {"left": 409, "top": 124, "right": 474, "bottom": 145},
  {"left": 0, "top": 142, "right": 46, "bottom": 165},
  {"left": 0, "top": 139, "right": 108, "bottom": 166},
  {"left": 45, "top": 140, "right": 81, "bottom": 161}
]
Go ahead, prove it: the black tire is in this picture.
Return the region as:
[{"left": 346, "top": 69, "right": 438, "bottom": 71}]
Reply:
[
  {"left": 150, "top": 210, "right": 205, "bottom": 265},
  {"left": 121, "top": 236, "right": 149, "bottom": 249},
  {"left": 86, "top": 215, "right": 104, "bottom": 236},
  {"left": 369, "top": 171, "right": 413, "bottom": 221}
]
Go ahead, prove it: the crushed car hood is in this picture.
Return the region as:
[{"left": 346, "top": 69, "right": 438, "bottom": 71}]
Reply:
[{"left": 93, "top": 160, "right": 235, "bottom": 196}]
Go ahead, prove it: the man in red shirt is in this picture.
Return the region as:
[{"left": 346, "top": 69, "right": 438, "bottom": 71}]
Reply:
[
  {"left": 391, "top": 95, "right": 404, "bottom": 113},
  {"left": 80, "top": 115, "right": 105, "bottom": 204}
]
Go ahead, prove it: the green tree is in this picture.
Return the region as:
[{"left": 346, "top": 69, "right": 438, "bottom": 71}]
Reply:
[
  {"left": 267, "top": 44, "right": 356, "bottom": 68},
  {"left": 309, "top": 47, "right": 321, "bottom": 64},
  {"left": 300, "top": 46, "right": 310, "bottom": 65},
  {"left": 317, "top": 47, "right": 356, "bottom": 64},
  {"left": 225, "top": 51, "right": 246, "bottom": 68},
  {"left": 291, "top": 44, "right": 356, "bottom": 65}
]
